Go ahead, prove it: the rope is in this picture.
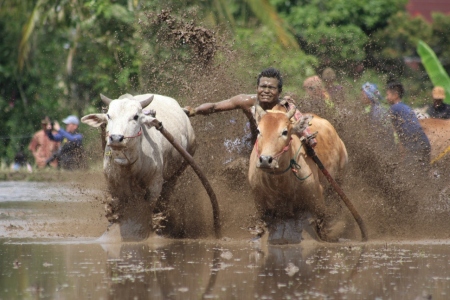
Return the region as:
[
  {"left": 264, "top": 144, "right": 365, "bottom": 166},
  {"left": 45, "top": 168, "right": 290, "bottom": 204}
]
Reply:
[
  {"left": 256, "top": 140, "right": 311, "bottom": 181},
  {"left": 430, "top": 144, "right": 450, "bottom": 165}
]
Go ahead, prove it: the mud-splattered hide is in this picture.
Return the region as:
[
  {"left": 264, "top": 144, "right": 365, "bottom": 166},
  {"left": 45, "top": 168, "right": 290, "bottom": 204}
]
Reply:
[
  {"left": 419, "top": 118, "right": 450, "bottom": 163},
  {"left": 248, "top": 105, "right": 348, "bottom": 242},
  {"left": 81, "top": 93, "right": 196, "bottom": 241}
]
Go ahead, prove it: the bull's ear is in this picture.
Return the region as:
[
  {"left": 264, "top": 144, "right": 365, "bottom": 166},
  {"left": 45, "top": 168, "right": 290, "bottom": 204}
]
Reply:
[
  {"left": 292, "top": 114, "right": 313, "bottom": 135},
  {"left": 140, "top": 115, "right": 160, "bottom": 128},
  {"left": 254, "top": 104, "right": 266, "bottom": 124},
  {"left": 81, "top": 114, "right": 108, "bottom": 128}
]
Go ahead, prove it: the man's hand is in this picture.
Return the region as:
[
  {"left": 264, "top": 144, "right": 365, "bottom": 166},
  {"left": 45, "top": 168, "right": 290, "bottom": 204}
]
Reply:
[
  {"left": 292, "top": 115, "right": 313, "bottom": 135},
  {"left": 282, "top": 93, "right": 296, "bottom": 104},
  {"left": 182, "top": 106, "right": 196, "bottom": 117},
  {"left": 53, "top": 121, "right": 60, "bottom": 131}
]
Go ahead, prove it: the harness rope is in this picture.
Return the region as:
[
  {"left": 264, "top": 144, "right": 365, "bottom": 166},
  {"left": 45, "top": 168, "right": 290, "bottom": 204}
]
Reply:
[
  {"left": 105, "top": 127, "right": 142, "bottom": 166},
  {"left": 254, "top": 138, "right": 312, "bottom": 181},
  {"left": 105, "top": 127, "right": 143, "bottom": 139},
  {"left": 430, "top": 144, "right": 450, "bottom": 165}
]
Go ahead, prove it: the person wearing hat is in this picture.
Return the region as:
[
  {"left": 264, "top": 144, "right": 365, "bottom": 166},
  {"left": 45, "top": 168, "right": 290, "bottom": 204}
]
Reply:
[
  {"left": 427, "top": 86, "right": 450, "bottom": 119},
  {"left": 28, "top": 116, "right": 60, "bottom": 168},
  {"left": 361, "top": 82, "right": 387, "bottom": 122},
  {"left": 361, "top": 82, "right": 395, "bottom": 150},
  {"left": 46, "top": 115, "right": 85, "bottom": 170}
]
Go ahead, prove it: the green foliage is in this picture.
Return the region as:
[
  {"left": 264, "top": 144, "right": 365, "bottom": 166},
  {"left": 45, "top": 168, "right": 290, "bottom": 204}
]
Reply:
[
  {"left": 417, "top": 40, "right": 450, "bottom": 104},
  {"left": 234, "top": 26, "right": 317, "bottom": 87},
  {"left": 372, "top": 12, "right": 431, "bottom": 59},
  {"left": 303, "top": 24, "right": 367, "bottom": 65},
  {"left": 2, "top": 0, "right": 450, "bottom": 167},
  {"left": 272, "top": 0, "right": 407, "bottom": 66}
]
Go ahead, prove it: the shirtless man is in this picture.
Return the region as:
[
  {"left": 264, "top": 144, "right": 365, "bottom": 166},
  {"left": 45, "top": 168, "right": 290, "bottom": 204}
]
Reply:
[{"left": 183, "top": 67, "right": 316, "bottom": 146}]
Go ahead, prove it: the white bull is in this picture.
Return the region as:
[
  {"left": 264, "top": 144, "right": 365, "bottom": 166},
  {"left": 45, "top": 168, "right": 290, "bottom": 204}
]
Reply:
[{"left": 81, "top": 93, "right": 196, "bottom": 241}]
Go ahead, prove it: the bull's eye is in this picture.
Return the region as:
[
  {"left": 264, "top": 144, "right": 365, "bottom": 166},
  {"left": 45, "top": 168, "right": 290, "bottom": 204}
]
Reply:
[
  {"left": 282, "top": 129, "right": 288, "bottom": 136},
  {"left": 107, "top": 114, "right": 111, "bottom": 120},
  {"left": 256, "top": 128, "right": 261, "bottom": 135},
  {"left": 133, "top": 114, "right": 138, "bottom": 121}
]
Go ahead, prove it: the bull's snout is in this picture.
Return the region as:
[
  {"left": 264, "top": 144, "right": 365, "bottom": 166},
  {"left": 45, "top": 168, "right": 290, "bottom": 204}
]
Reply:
[
  {"left": 258, "top": 155, "right": 278, "bottom": 169},
  {"left": 109, "top": 134, "right": 125, "bottom": 145}
]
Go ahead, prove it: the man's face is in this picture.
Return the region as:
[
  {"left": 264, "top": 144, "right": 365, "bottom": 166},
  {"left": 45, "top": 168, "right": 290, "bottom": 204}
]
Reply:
[
  {"left": 257, "top": 77, "right": 280, "bottom": 104},
  {"left": 386, "top": 90, "right": 398, "bottom": 105},
  {"left": 433, "top": 98, "right": 443, "bottom": 108},
  {"left": 361, "top": 90, "right": 371, "bottom": 105},
  {"left": 66, "top": 123, "right": 78, "bottom": 133}
]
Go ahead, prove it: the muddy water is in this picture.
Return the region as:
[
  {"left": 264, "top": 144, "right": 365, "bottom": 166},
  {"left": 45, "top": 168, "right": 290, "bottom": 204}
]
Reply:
[{"left": 1, "top": 181, "right": 450, "bottom": 299}]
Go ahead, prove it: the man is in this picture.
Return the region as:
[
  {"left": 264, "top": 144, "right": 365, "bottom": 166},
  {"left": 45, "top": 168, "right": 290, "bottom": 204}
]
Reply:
[
  {"left": 361, "top": 82, "right": 395, "bottom": 151},
  {"left": 183, "top": 67, "right": 316, "bottom": 146},
  {"left": 28, "top": 116, "right": 60, "bottom": 168},
  {"left": 386, "top": 81, "right": 431, "bottom": 165},
  {"left": 322, "top": 67, "right": 345, "bottom": 104},
  {"left": 427, "top": 86, "right": 450, "bottom": 119},
  {"left": 46, "top": 115, "right": 85, "bottom": 170}
]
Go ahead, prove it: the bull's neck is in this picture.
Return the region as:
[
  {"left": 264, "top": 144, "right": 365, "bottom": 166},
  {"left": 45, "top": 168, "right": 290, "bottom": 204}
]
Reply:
[{"left": 257, "top": 99, "right": 279, "bottom": 111}]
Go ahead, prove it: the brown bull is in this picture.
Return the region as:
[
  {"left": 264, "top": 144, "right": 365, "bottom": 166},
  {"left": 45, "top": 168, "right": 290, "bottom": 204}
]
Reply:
[
  {"left": 248, "top": 106, "right": 348, "bottom": 244},
  {"left": 419, "top": 118, "right": 450, "bottom": 164}
]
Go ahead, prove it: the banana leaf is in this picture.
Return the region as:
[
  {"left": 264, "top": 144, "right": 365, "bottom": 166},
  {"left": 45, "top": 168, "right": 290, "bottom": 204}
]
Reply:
[{"left": 417, "top": 40, "right": 450, "bottom": 104}]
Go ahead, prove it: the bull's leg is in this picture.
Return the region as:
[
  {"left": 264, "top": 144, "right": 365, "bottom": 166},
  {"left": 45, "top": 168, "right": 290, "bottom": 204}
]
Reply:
[
  {"left": 98, "top": 179, "right": 163, "bottom": 243},
  {"left": 313, "top": 201, "right": 345, "bottom": 243}
]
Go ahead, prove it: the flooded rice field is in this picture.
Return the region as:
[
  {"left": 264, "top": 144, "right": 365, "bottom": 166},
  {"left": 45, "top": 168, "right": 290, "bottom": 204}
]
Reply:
[{"left": 1, "top": 180, "right": 450, "bottom": 299}]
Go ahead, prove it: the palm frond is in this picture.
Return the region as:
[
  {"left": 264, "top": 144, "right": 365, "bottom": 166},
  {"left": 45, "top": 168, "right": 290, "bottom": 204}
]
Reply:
[
  {"left": 244, "top": 0, "right": 299, "bottom": 50},
  {"left": 18, "top": 0, "right": 45, "bottom": 72},
  {"left": 417, "top": 40, "right": 450, "bottom": 104}
]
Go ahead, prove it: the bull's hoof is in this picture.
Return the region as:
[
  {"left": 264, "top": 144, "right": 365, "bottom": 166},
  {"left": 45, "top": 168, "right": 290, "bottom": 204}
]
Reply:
[
  {"left": 268, "top": 218, "right": 320, "bottom": 245},
  {"left": 316, "top": 218, "right": 346, "bottom": 243},
  {"left": 97, "top": 219, "right": 153, "bottom": 243}
]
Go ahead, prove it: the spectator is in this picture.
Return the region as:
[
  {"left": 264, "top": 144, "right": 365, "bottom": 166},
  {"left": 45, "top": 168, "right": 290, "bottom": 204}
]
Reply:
[
  {"left": 426, "top": 86, "right": 450, "bottom": 119},
  {"left": 322, "top": 67, "right": 345, "bottom": 104},
  {"left": 299, "top": 75, "right": 337, "bottom": 121},
  {"left": 46, "top": 115, "right": 85, "bottom": 170},
  {"left": 361, "top": 82, "right": 388, "bottom": 125},
  {"left": 11, "top": 147, "right": 33, "bottom": 173},
  {"left": 361, "top": 82, "right": 395, "bottom": 150},
  {"left": 386, "top": 81, "right": 431, "bottom": 165},
  {"left": 28, "top": 116, "right": 60, "bottom": 168}
]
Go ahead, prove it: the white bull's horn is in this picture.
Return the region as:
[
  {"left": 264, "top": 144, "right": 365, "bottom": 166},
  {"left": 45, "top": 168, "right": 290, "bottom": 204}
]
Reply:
[
  {"left": 286, "top": 106, "right": 296, "bottom": 119},
  {"left": 100, "top": 94, "right": 113, "bottom": 105},
  {"left": 255, "top": 104, "right": 266, "bottom": 118},
  {"left": 139, "top": 95, "right": 154, "bottom": 108}
]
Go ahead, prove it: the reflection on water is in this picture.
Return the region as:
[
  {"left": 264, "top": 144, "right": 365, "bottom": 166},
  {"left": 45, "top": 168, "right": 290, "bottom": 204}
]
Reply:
[
  {"left": 1, "top": 239, "right": 450, "bottom": 299},
  {"left": 1, "top": 182, "right": 450, "bottom": 299}
]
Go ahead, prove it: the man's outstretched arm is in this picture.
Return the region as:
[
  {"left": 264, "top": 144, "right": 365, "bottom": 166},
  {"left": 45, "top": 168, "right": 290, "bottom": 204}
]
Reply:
[{"left": 183, "top": 94, "right": 256, "bottom": 117}]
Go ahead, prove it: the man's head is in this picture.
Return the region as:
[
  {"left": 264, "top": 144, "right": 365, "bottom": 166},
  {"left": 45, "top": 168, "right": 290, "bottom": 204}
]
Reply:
[
  {"left": 322, "top": 67, "right": 336, "bottom": 83},
  {"left": 432, "top": 86, "right": 445, "bottom": 108},
  {"left": 256, "top": 68, "right": 283, "bottom": 105},
  {"left": 361, "top": 82, "right": 382, "bottom": 105},
  {"left": 41, "top": 116, "right": 50, "bottom": 129},
  {"left": 386, "top": 81, "right": 404, "bottom": 105},
  {"left": 62, "top": 115, "right": 79, "bottom": 133},
  {"left": 303, "top": 76, "right": 325, "bottom": 100}
]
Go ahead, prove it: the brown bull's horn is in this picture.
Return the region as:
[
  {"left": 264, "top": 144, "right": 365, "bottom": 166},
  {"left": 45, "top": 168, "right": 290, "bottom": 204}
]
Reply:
[
  {"left": 286, "top": 106, "right": 296, "bottom": 119},
  {"left": 100, "top": 94, "right": 113, "bottom": 105},
  {"left": 255, "top": 104, "right": 266, "bottom": 118},
  {"left": 139, "top": 95, "right": 154, "bottom": 109}
]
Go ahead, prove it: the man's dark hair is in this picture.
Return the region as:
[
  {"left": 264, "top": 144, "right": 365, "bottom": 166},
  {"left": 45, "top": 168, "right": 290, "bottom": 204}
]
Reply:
[
  {"left": 386, "top": 81, "right": 404, "bottom": 99},
  {"left": 257, "top": 67, "right": 283, "bottom": 92}
]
